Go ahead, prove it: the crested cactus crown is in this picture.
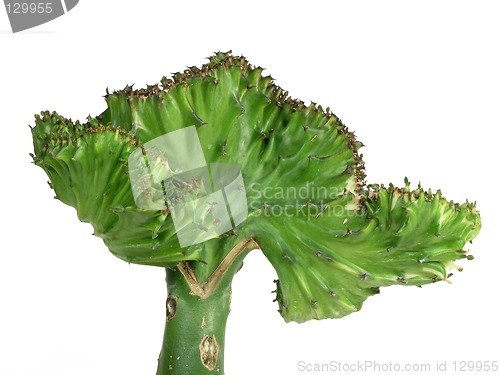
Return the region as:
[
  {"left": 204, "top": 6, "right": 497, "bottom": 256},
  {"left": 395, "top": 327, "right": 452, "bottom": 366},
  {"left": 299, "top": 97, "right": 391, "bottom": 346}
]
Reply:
[{"left": 32, "top": 51, "right": 480, "bottom": 323}]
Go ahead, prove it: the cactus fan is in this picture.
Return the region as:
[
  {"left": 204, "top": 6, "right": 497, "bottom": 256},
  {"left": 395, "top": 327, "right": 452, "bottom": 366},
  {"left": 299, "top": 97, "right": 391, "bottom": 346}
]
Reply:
[{"left": 31, "top": 51, "right": 481, "bottom": 374}]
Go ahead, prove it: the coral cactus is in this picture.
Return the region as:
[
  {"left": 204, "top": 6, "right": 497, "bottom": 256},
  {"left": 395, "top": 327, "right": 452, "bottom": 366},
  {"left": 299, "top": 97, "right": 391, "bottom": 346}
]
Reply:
[{"left": 31, "top": 51, "right": 480, "bottom": 374}]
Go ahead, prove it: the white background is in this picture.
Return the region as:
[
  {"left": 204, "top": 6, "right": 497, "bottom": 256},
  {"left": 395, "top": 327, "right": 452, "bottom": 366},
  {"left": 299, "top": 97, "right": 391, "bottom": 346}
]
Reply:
[{"left": 1, "top": 1, "right": 499, "bottom": 374}]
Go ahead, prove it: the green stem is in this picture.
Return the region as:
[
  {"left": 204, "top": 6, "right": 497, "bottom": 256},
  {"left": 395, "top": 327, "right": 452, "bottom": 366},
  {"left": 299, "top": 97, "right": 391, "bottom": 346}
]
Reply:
[
  {"left": 156, "top": 239, "right": 257, "bottom": 374},
  {"left": 155, "top": 266, "right": 232, "bottom": 375}
]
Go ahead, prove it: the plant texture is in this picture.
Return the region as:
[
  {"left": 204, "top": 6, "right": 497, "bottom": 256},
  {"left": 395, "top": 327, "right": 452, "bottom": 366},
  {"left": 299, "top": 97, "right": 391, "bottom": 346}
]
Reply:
[{"left": 31, "top": 51, "right": 481, "bottom": 375}]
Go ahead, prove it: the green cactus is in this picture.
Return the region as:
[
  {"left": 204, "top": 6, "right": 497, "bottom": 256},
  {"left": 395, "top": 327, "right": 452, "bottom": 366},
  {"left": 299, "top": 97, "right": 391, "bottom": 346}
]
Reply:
[{"left": 31, "top": 51, "right": 481, "bottom": 374}]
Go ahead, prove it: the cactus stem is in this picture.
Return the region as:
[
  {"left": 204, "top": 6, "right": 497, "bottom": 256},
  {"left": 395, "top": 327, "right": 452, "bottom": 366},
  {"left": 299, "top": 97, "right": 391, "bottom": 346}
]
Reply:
[
  {"left": 177, "top": 238, "right": 258, "bottom": 300},
  {"left": 157, "top": 268, "right": 229, "bottom": 375},
  {"left": 157, "top": 237, "right": 259, "bottom": 374}
]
